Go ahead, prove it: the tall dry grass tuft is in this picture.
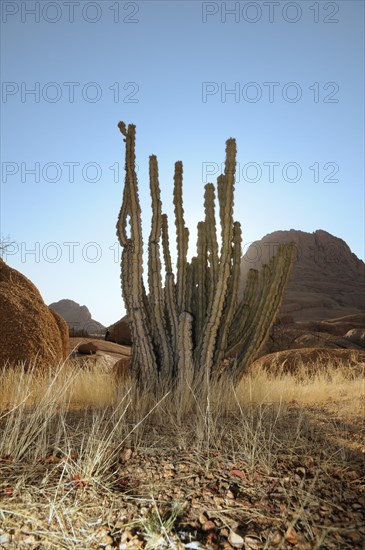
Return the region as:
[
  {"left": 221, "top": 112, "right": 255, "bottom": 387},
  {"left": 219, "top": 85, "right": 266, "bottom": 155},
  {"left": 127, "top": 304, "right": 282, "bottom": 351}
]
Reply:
[
  {"left": 0, "top": 355, "right": 363, "bottom": 471},
  {"left": 237, "top": 358, "right": 365, "bottom": 408}
]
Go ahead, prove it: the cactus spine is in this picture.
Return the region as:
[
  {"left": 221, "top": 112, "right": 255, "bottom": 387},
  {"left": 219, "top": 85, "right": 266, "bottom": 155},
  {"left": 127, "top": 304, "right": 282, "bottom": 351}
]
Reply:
[{"left": 116, "top": 122, "right": 295, "bottom": 391}]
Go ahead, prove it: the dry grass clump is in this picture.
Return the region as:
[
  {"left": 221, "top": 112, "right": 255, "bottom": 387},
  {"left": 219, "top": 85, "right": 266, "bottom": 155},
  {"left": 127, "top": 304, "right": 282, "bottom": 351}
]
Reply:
[
  {"left": 238, "top": 358, "right": 364, "bottom": 409},
  {"left": 0, "top": 358, "right": 117, "bottom": 410}
]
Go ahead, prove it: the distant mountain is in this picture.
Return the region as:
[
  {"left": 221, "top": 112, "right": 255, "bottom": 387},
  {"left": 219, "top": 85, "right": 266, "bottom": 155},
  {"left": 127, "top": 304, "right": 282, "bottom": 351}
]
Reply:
[
  {"left": 49, "top": 299, "right": 105, "bottom": 335},
  {"left": 240, "top": 229, "right": 365, "bottom": 321}
]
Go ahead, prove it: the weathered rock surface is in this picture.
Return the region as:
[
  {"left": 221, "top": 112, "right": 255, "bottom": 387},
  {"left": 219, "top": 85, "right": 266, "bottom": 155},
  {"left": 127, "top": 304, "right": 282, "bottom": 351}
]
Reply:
[
  {"left": 344, "top": 329, "right": 365, "bottom": 348},
  {"left": 240, "top": 229, "right": 365, "bottom": 321},
  {"left": 50, "top": 309, "right": 70, "bottom": 359},
  {"left": 78, "top": 342, "right": 98, "bottom": 355},
  {"left": 248, "top": 348, "right": 365, "bottom": 377},
  {"left": 49, "top": 299, "right": 105, "bottom": 336},
  {"left": 69, "top": 337, "right": 131, "bottom": 369},
  {"left": 0, "top": 258, "right": 69, "bottom": 367},
  {"left": 105, "top": 316, "right": 132, "bottom": 345},
  {"left": 260, "top": 313, "right": 365, "bottom": 357}
]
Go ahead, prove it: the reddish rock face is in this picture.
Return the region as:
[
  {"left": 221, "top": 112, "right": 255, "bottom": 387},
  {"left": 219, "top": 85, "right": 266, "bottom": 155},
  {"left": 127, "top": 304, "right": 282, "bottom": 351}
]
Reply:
[
  {"left": 0, "top": 258, "right": 66, "bottom": 368},
  {"left": 240, "top": 229, "right": 365, "bottom": 321},
  {"left": 105, "top": 316, "right": 132, "bottom": 346},
  {"left": 49, "top": 309, "right": 70, "bottom": 360},
  {"left": 77, "top": 342, "right": 98, "bottom": 355},
  {"left": 248, "top": 347, "right": 365, "bottom": 378}
]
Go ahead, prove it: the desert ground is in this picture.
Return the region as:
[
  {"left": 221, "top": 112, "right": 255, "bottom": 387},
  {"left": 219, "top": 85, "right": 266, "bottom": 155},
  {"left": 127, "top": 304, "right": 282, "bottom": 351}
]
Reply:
[{"left": 0, "top": 341, "right": 364, "bottom": 550}]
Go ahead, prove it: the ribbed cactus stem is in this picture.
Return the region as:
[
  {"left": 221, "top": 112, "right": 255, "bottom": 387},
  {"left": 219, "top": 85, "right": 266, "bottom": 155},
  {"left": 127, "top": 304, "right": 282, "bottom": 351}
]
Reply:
[
  {"left": 116, "top": 122, "right": 130, "bottom": 247},
  {"left": 189, "top": 256, "right": 199, "bottom": 334},
  {"left": 177, "top": 311, "right": 194, "bottom": 385},
  {"left": 185, "top": 261, "right": 193, "bottom": 314},
  {"left": 173, "top": 161, "right": 188, "bottom": 313},
  {"left": 227, "top": 243, "right": 296, "bottom": 384},
  {"left": 116, "top": 122, "right": 157, "bottom": 384},
  {"left": 217, "top": 174, "right": 227, "bottom": 232},
  {"left": 214, "top": 220, "right": 242, "bottom": 369},
  {"left": 257, "top": 243, "right": 296, "bottom": 344},
  {"left": 148, "top": 155, "right": 172, "bottom": 375},
  {"left": 204, "top": 183, "right": 219, "bottom": 304},
  {"left": 198, "top": 138, "right": 236, "bottom": 376},
  {"left": 195, "top": 221, "right": 208, "bottom": 338},
  {"left": 227, "top": 268, "right": 258, "bottom": 353},
  {"left": 161, "top": 213, "right": 179, "bottom": 356}
]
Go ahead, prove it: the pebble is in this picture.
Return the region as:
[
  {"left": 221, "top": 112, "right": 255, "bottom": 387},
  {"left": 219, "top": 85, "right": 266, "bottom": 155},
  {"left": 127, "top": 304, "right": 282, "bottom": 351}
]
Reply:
[
  {"left": 228, "top": 531, "right": 244, "bottom": 548},
  {"left": 22, "top": 535, "right": 36, "bottom": 544},
  {"left": 0, "top": 534, "right": 10, "bottom": 545},
  {"left": 202, "top": 520, "right": 216, "bottom": 532}
]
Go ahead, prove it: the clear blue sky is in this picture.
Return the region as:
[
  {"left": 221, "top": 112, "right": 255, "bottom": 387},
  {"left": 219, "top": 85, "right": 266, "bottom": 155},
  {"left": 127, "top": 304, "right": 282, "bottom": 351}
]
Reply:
[{"left": 1, "top": 0, "right": 364, "bottom": 326}]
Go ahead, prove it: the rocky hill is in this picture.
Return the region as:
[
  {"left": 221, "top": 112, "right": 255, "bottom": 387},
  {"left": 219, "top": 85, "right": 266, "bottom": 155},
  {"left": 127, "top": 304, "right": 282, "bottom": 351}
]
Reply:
[
  {"left": 240, "top": 229, "right": 365, "bottom": 321},
  {"left": 49, "top": 299, "right": 105, "bottom": 336}
]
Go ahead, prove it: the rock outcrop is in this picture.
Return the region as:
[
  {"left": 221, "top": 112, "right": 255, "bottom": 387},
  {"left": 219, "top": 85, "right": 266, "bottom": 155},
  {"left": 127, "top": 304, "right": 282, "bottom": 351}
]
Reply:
[
  {"left": 69, "top": 337, "right": 131, "bottom": 369},
  {"left": 0, "top": 258, "right": 69, "bottom": 368},
  {"left": 78, "top": 342, "right": 98, "bottom": 355},
  {"left": 105, "top": 316, "right": 132, "bottom": 346},
  {"left": 248, "top": 348, "right": 365, "bottom": 378},
  {"left": 49, "top": 299, "right": 105, "bottom": 336},
  {"left": 344, "top": 329, "right": 365, "bottom": 348},
  {"left": 240, "top": 230, "right": 365, "bottom": 321},
  {"left": 49, "top": 309, "right": 70, "bottom": 359},
  {"left": 259, "top": 313, "right": 365, "bottom": 357}
]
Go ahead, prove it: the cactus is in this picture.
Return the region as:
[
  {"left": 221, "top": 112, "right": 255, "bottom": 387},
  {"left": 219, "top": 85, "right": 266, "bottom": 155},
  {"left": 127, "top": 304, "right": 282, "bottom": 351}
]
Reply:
[{"left": 116, "top": 122, "right": 295, "bottom": 391}]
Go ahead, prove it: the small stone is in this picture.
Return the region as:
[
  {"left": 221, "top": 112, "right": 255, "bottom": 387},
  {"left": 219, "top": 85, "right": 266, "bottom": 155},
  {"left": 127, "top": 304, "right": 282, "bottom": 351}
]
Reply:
[
  {"left": 0, "top": 534, "right": 10, "bottom": 545},
  {"left": 23, "top": 535, "right": 36, "bottom": 544},
  {"left": 198, "top": 513, "right": 208, "bottom": 525},
  {"left": 202, "top": 520, "right": 215, "bottom": 532},
  {"left": 228, "top": 531, "right": 244, "bottom": 548},
  {"left": 120, "top": 530, "right": 133, "bottom": 543},
  {"left": 270, "top": 532, "right": 282, "bottom": 545},
  {"left": 120, "top": 448, "right": 132, "bottom": 462},
  {"left": 347, "top": 531, "right": 361, "bottom": 543}
]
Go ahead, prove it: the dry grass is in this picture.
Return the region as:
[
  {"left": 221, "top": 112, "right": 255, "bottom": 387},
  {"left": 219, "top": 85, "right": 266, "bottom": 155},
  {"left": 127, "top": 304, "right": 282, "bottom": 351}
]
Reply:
[
  {"left": 0, "top": 357, "right": 364, "bottom": 548},
  {"left": 1, "top": 355, "right": 363, "bottom": 411},
  {"left": 238, "top": 360, "right": 365, "bottom": 409},
  {"left": 0, "top": 358, "right": 117, "bottom": 410}
]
